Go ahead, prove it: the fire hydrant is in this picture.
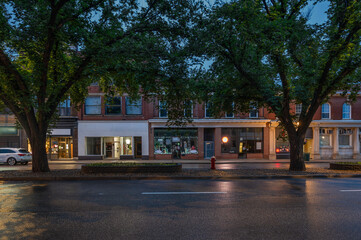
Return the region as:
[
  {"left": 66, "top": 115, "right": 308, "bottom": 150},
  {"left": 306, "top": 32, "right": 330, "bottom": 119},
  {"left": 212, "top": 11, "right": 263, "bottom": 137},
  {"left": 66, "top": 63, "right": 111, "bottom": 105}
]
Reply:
[{"left": 210, "top": 156, "right": 216, "bottom": 170}]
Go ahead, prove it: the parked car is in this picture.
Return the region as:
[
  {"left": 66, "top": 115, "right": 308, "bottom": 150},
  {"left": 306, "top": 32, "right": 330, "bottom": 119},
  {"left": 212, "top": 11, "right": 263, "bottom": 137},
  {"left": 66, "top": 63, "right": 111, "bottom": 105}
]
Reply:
[{"left": 0, "top": 148, "right": 32, "bottom": 165}]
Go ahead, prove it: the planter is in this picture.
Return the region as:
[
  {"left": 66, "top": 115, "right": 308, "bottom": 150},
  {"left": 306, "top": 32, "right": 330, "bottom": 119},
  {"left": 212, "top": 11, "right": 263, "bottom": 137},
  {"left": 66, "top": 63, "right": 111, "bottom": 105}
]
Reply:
[
  {"left": 81, "top": 163, "right": 182, "bottom": 174},
  {"left": 330, "top": 162, "right": 361, "bottom": 170}
]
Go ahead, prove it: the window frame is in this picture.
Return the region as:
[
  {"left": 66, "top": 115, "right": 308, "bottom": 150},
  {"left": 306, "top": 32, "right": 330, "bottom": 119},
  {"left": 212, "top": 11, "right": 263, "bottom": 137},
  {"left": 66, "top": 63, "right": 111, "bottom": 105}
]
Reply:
[
  {"left": 295, "top": 103, "right": 302, "bottom": 115},
  {"left": 321, "top": 103, "right": 330, "bottom": 119},
  {"left": 125, "top": 97, "right": 142, "bottom": 115},
  {"left": 342, "top": 103, "right": 351, "bottom": 119},
  {"left": 84, "top": 96, "right": 102, "bottom": 115},
  {"left": 105, "top": 96, "right": 122, "bottom": 115},
  {"left": 184, "top": 100, "right": 193, "bottom": 118},
  {"left": 159, "top": 101, "right": 168, "bottom": 118},
  {"left": 225, "top": 102, "right": 234, "bottom": 118}
]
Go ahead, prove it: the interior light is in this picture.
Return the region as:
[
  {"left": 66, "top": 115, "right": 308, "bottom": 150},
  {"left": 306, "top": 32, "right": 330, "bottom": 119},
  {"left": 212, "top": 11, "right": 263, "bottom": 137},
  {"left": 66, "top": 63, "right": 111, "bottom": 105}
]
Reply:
[
  {"left": 222, "top": 137, "right": 229, "bottom": 143},
  {"left": 125, "top": 139, "right": 131, "bottom": 145}
]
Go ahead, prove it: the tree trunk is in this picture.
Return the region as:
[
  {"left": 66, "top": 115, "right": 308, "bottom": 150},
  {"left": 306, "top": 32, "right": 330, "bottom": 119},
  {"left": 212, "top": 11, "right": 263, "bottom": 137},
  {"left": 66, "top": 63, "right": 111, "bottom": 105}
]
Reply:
[
  {"left": 288, "top": 133, "right": 306, "bottom": 171},
  {"left": 30, "top": 132, "right": 50, "bottom": 172}
]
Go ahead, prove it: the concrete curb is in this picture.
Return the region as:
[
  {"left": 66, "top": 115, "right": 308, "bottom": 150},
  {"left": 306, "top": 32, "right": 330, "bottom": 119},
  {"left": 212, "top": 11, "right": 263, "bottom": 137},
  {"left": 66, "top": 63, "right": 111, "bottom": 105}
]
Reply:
[{"left": 1, "top": 174, "right": 361, "bottom": 181}]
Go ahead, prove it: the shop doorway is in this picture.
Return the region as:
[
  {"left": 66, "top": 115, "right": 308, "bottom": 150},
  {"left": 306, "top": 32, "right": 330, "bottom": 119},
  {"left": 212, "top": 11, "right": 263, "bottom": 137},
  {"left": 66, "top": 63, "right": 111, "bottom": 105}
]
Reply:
[
  {"left": 48, "top": 137, "right": 73, "bottom": 159},
  {"left": 134, "top": 137, "right": 142, "bottom": 158},
  {"left": 204, "top": 141, "right": 214, "bottom": 159},
  {"left": 204, "top": 128, "right": 215, "bottom": 159}
]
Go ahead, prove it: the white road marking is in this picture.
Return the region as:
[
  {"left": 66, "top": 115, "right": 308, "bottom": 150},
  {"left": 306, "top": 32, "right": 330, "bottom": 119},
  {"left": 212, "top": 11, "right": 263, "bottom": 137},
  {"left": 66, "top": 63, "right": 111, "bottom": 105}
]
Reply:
[
  {"left": 142, "top": 192, "right": 227, "bottom": 195},
  {"left": 340, "top": 190, "right": 361, "bottom": 192}
]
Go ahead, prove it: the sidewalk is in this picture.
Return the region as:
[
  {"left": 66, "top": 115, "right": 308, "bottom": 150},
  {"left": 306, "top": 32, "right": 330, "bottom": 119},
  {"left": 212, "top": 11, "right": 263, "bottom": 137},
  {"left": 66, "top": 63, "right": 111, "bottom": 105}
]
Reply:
[{"left": 47, "top": 158, "right": 361, "bottom": 165}]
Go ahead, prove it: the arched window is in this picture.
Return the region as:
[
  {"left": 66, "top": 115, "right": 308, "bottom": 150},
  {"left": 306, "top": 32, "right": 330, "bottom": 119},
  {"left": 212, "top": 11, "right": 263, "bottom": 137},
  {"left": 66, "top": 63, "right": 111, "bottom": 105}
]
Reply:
[
  {"left": 321, "top": 103, "right": 330, "bottom": 119},
  {"left": 342, "top": 103, "right": 351, "bottom": 119}
]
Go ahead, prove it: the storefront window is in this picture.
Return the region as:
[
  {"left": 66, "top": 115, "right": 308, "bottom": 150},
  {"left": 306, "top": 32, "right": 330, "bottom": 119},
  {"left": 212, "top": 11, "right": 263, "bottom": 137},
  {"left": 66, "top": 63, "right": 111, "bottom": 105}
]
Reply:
[
  {"left": 320, "top": 128, "right": 332, "bottom": 146},
  {"left": 339, "top": 128, "right": 352, "bottom": 146},
  {"left": 86, "top": 137, "right": 101, "bottom": 155},
  {"left": 221, "top": 128, "right": 263, "bottom": 154},
  {"left": 276, "top": 128, "right": 289, "bottom": 153},
  {"left": 154, "top": 128, "right": 198, "bottom": 156},
  {"left": 320, "top": 135, "right": 331, "bottom": 146}
]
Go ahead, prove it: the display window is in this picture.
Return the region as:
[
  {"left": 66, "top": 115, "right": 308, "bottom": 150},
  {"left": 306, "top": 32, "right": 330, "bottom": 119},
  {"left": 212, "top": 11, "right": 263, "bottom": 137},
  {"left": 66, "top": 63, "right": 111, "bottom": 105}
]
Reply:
[
  {"left": 221, "top": 128, "right": 263, "bottom": 154},
  {"left": 154, "top": 128, "right": 198, "bottom": 156}
]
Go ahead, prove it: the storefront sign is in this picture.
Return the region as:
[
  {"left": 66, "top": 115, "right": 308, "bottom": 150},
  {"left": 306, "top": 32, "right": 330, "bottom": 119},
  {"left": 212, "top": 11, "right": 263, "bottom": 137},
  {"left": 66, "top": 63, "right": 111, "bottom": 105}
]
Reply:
[{"left": 50, "top": 129, "right": 71, "bottom": 136}]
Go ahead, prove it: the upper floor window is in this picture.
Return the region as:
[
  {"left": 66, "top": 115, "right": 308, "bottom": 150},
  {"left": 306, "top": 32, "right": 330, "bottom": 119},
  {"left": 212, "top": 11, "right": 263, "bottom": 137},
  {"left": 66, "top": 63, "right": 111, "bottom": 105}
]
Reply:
[
  {"left": 295, "top": 104, "right": 302, "bottom": 115},
  {"left": 105, "top": 97, "right": 121, "bottom": 115},
  {"left": 205, "top": 102, "right": 212, "bottom": 118},
  {"left": 85, "top": 96, "right": 101, "bottom": 115},
  {"left": 225, "top": 102, "right": 234, "bottom": 118},
  {"left": 184, "top": 100, "right": 193, "bottom": 118},
  {"left": 321, "top": 103, "right": 330, "bottom": 119},
  {"left": 342, "top": 103, "right": 351, "bottom": 119},
  {"left": 159, "top": 101, "right": 168, "bottom": 118},
  {"left": 125, "top": 97, "right": 142, "bottom": 115},
  {"left": 58, "top": 98, "right": 71, "bottom": 116},
  {"left": 249, "top": 102, "right": 258, "bottom": 118}
]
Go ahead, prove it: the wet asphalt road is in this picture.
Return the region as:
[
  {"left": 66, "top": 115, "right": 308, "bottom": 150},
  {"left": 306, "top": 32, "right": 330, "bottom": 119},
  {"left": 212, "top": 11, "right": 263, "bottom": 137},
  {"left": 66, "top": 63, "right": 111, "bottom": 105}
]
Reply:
[
  {"left": 1, "top": 178, "right": 361, "bottom": 240},
  {"left": 0, "top": 162, "right": 328, "bottom": 171}
]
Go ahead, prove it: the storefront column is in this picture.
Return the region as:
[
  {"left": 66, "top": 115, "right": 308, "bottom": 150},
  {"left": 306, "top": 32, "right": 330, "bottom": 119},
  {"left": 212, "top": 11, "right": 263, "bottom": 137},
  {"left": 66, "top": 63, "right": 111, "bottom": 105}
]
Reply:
[
  {"left": 198, "top": 128, "right": 204, "bottom": 160},
  {"left": 332, "top": 127, "right": 340, "bottom": 159},
  {"left": 269, "top": 127, "right": 276, "bottom": 160},
  {"left": 311, "top": 127, "right": 320, "bottom": 160},
  {"left": 353, "top": 128, "right": 360, "bottom": 159},
  {"left": 214, "top": 128, "right": 222, "bottom": 159}
]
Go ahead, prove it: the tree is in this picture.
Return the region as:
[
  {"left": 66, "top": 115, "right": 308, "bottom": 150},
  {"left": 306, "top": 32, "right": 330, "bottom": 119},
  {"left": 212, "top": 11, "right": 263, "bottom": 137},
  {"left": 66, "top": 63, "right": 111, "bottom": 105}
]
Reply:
[
  {"left": 0, "top": 0, "right": 198, "bottom": 172},
  {"left": 196, "top": 0, "right": 361, "bottom": 171}
]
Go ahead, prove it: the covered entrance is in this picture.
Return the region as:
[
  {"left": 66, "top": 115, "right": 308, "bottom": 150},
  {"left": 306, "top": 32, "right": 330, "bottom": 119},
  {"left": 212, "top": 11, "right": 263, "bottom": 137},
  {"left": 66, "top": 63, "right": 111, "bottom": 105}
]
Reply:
[{"left": 47, "top": 137, "right": 73, "bottom": 159}]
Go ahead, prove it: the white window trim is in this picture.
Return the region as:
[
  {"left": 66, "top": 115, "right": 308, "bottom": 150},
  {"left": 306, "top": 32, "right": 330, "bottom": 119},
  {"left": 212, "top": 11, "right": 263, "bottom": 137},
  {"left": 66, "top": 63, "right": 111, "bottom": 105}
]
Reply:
[
  {"left": 342, "top": 103, "right": 351, "bottom": 120},
  {"left": 159, "top": 101, "right": 168, "bottom": 118},
  {"left": 321, "top": 103, "right": 331, "bottom": 119}
]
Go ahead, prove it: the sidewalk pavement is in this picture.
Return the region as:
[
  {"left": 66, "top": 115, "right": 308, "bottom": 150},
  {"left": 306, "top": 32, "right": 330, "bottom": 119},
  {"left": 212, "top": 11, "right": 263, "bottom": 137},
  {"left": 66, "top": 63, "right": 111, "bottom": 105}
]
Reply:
[{"left": 47, "top": 158, "right": 361, "bottom": 165}]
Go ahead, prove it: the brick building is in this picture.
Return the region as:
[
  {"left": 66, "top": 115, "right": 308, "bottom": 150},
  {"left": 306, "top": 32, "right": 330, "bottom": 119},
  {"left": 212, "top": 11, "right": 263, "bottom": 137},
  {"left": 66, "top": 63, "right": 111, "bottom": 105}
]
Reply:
[
  {"left": 76, "top": 86, "right": 361, "bottom": 161},
  {"left": 1, "top": 88, "right": 361, "bottom": 161}
]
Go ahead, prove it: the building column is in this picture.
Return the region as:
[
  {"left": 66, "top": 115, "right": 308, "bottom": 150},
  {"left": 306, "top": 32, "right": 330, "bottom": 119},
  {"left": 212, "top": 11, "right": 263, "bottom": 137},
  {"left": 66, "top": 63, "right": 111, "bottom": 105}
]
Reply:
[
  {"left": 214, "top": 128, "right": 222, "bottom": 159},
  {"left": 198, "top": 127, "right": 204, "bottom": 160},
  {"left": 332, "top": 127, "right": 340, "bottom": 159},
  {"left": 311, "top": 127, "right": 320, "bottom": 160},
  {"left": 353, "top": 127, "right": 360, "bottom": 159},
  {"left": 269, "top": 126, "right": 276, "bottom": 160}
]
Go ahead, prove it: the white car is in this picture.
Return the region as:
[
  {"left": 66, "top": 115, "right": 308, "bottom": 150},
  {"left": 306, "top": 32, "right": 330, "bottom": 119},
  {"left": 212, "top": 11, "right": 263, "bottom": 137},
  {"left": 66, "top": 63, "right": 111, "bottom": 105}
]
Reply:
[{"left": 0, "top": 148, "right": 32, "bottom": 166}]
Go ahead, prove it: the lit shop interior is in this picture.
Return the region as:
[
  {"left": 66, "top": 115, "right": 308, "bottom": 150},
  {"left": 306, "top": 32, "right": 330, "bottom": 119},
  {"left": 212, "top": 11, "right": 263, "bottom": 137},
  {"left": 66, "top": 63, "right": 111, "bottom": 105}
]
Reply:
[
  {"left": 86, "top": 137, "right": 133, "bottom": 158},
  {"left": 154, "top": 128, "right": 198, "bottom": 156},
  {"left": 221, "top": 128, "right": 263, "bottom": 158},
  {"left": 46, "top": 137, "right": 73, "bottom": 159}
]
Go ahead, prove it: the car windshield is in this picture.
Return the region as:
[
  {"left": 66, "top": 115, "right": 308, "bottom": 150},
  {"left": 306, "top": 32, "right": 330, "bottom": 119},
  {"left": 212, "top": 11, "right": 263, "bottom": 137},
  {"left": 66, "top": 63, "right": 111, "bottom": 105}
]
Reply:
[{"left": 18, "top": 149, "right": 30, "bottom": 153}]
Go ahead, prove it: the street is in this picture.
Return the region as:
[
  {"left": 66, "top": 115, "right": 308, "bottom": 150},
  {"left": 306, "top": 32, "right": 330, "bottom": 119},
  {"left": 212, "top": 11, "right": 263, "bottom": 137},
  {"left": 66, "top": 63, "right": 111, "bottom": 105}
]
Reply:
[
  {"left": 0, "top": 162, "right": 329, "bottom": 171},
  {"left": 1, "top": 178, "right": 361, "bottom": 240}
]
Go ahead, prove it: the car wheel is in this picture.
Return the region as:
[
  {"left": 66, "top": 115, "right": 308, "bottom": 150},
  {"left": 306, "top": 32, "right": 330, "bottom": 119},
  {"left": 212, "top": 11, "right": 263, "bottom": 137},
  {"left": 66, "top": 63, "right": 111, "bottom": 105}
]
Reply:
[
  {"left": 7, "top": 157, "right": 17, "bottom": 166},
  {"left": 21, "top": 162, "right": 28, "bottom": 165}
]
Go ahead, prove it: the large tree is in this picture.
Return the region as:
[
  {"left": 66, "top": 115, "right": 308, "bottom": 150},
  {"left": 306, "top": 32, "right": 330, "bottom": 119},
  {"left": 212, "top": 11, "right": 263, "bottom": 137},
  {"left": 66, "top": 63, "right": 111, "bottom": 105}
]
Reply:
[
  {"left": 196, "top": 0, "right": 361, "bottom": 171},
  {"left": 0, "top": 0, "right": 198, "bottom": 172}
]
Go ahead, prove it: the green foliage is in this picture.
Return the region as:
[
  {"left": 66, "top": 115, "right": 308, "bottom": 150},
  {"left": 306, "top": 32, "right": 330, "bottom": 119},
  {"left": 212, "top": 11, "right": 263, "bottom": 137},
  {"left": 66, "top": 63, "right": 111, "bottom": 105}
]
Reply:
[{"left": 194, "top": 0, "right": 361, "bottom": 132}]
